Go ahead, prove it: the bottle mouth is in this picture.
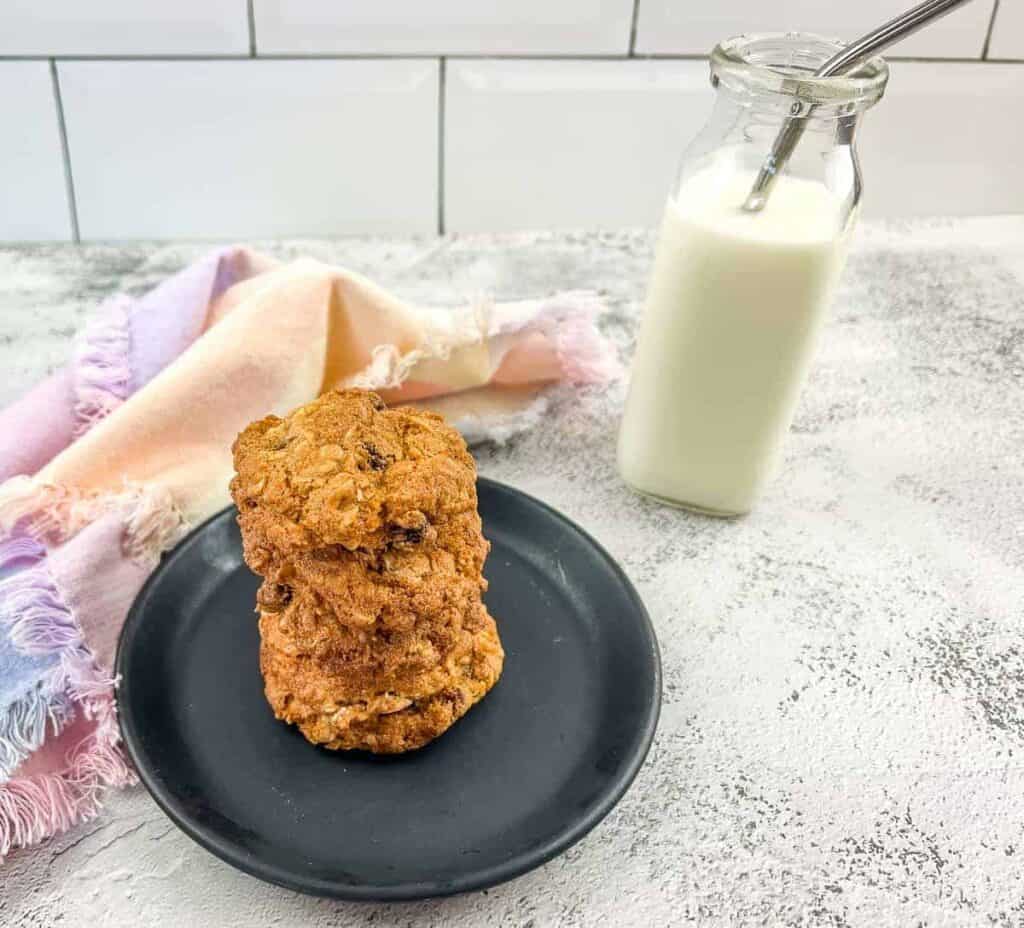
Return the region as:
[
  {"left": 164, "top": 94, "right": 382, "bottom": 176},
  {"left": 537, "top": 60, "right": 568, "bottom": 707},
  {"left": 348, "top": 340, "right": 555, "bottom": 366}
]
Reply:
[{"left": 710, "top": 32, "right": 889, "bottom": 116}]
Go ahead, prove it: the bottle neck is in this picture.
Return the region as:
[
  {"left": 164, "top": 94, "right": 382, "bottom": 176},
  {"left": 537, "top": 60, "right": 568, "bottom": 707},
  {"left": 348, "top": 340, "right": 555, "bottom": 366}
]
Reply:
[
  {"left": 710, "top": 33, "right": 889, "bottom": 119},
  {"left": 708, "top": 91, "right": 864, "bottom": 157},
  {"left": 672, "top": 92, "right": 864, "bottom": 225}
]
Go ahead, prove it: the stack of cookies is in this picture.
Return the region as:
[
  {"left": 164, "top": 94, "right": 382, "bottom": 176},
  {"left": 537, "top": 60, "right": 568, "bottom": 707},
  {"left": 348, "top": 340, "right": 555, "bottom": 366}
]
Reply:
[{"left": 230, "top": 389, "right": 504, "bottom": 754}]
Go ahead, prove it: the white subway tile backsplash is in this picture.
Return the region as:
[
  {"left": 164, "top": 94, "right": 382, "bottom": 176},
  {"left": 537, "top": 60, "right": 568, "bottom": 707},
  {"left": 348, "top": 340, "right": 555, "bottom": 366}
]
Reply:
[
  {"left": 445, "top": 60, "right": 710, "bottom": 232},
  {"left": 988, "top": 1, "right": 1024, "bottom": 59},
  {"left": 0, "top": 0, "right": 248, "bottom": 56},
  {"left": 446, "top": 58, "right": 1024, "bottom": 231},
  {"left": 254, "top": 0, "right": 634, "bottom": 55},
  {"left": 0, "top": 3, "right": 1020, "bottom": 242},
  {"left": 635, "top": 0, "right": 996, "bottom": 58},
  {"left": 0, "top": 63, "right": 71, "bottom": 242},
  {"left": 59, "top": 60, "right": 438, "bottom": 240},
  {"left": 859, "top": 62, "right": 1024, "bottom": 217}
]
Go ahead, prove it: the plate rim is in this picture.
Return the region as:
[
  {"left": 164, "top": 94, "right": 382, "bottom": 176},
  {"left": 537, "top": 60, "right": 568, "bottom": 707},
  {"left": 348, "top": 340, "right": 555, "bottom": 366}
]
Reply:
[{"left": 116, "top": 476, "right": 662, "bottom": 901}]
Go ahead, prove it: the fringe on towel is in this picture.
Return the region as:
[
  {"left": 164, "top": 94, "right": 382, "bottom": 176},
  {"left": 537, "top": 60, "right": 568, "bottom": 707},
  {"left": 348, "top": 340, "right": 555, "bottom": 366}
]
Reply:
[
  {"left": 0, "top": 477, "right": 108, "bottom": 548},
  {"left": 0, "top": 536, "right": 134, "bottom": 858},
  {"left": 512, "top": 291, "right": 623, "bottom": 385},
  {"left": 122, "top": 484, "right": 189, "bottom": 569},
  {"left": 0, "top": 671, "right": 73, "bottom": 782},
  {"left": 0, "top": 537, "right": 73, "bottom": 777},
  {"left": 0, "top": 477, "right": 187, "bottom": 566},
  {"left": 452, "top": 393, "right": 553, "bottom": 447},
  {"left": 0, "top": 696, "right": 133, "bottom": 859},
  {"left": 348, "top": 301, "right": 486, "bottom": 393},
  {"left": 351, "top": 290, "right": 621, "bottom": 397},
  {"left": 549, "top": 301, "right": 624, "bottom": 385},
  {"left": 71, "top": 296, "right": 133, "bottom": 439}
]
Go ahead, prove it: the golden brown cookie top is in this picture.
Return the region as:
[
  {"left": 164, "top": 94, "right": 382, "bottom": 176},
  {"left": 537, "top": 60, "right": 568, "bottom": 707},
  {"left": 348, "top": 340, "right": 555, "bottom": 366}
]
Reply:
[{"left": 231, "top": 389, "right": 478, "bottom": 554}]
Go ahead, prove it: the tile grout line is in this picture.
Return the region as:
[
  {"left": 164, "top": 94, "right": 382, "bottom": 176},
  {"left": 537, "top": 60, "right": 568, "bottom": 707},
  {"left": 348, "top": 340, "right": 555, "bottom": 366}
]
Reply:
[
  {"left": 437, "top": 57, "right": 446, "bottom": 237},
  {"left": 246, "top": 0, "right": 257, "bottom": 57},
  {"left": 49, "top": 59, "right": 80, "bottom": 244},
  {"left": 628, "top": 0, "right": 641, "bottom": 56},
  {"left": 981, "top": 0, "right": 1001, "bottom": 60},
  {"left": 0, "top": 53, "right": 1022, "bottom": 63}
]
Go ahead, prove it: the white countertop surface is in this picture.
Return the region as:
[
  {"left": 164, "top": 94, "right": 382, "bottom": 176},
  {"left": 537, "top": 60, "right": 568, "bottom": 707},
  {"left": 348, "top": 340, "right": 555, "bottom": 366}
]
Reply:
[{"left": 2, "top": 218, "right": 1023, "bottom": 927}]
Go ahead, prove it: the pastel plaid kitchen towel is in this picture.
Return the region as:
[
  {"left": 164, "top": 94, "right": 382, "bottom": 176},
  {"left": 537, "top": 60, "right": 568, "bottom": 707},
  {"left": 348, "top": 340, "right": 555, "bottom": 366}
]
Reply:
[{"left": 0, "top": 247, "right": 620, "bottom": 857}]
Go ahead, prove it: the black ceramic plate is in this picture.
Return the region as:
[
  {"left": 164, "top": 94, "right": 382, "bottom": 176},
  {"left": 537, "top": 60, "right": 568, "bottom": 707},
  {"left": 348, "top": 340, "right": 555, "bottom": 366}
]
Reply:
[{"left": 117, "top": 478, "right": 660, "bottom": 901}]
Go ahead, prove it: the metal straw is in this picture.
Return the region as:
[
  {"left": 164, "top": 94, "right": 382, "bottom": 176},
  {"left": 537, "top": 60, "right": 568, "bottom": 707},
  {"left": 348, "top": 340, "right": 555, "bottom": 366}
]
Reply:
[{"left": 742, "top": 0, "right": 978, "bottom": 213}]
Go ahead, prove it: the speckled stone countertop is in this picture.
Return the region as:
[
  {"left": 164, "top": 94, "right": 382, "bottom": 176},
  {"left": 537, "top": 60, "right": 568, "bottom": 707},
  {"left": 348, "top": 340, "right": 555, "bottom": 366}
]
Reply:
[{"left": 2, "top": 218, "right": 1023, "bottom": 927}]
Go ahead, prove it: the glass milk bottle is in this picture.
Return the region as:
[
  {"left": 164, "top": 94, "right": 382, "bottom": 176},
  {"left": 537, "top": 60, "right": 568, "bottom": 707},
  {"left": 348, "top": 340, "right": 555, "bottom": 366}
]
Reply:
[{"left": 618, "top": 33, "right": 889, "bottom": 516}]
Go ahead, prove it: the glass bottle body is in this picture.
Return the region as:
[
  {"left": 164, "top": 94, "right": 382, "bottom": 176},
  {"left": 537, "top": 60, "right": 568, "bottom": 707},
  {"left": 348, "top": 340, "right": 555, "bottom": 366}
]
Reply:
[{"left": 618, "top": 34, "right": 888, "bottom": 515}]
